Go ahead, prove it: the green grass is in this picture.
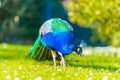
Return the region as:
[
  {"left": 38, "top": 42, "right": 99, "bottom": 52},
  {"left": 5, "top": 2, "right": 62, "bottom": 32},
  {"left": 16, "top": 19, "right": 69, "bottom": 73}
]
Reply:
[{"left": 0, "top": 44, "right": 120, "bottom": 80}]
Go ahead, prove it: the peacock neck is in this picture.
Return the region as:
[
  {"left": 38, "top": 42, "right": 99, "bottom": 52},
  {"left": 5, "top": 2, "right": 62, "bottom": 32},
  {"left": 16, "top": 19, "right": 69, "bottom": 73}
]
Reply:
[{"left": 60, "top": 44, "right": 76, "bottom": 55}]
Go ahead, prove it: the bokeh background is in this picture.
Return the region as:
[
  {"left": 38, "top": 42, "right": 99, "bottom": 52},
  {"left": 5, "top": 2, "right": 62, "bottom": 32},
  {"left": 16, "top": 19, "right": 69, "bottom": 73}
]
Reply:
[{"left": 0, "top": 0, "right": 120, "bottom": 47}]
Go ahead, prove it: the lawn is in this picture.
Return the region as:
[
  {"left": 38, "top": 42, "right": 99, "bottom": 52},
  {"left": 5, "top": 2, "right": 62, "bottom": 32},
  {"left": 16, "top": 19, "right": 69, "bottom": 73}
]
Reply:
[{"left": 0, "top": 44, "right": 120, "bottom": 80}]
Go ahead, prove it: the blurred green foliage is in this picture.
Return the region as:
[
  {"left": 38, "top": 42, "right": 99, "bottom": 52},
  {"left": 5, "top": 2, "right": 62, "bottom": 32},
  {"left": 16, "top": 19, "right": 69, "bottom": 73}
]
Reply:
[
  {"left": 64, "top": 0, "right": 120, "bottom": 47},
  {"left": 1, "top": 0, "right": 120, "bottom": 46},
  {"left": 0, "top": 0, "right": 65, "bottom": 43}
]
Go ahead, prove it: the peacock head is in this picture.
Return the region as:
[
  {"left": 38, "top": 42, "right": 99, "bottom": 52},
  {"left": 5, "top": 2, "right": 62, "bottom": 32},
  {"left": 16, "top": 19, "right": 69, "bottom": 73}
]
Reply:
[
  {"left": 73, "top": 46, "right": 82, "bottom": 56},
  {"left": 73, "top": 40, "right": 87, "bottom": 56}
]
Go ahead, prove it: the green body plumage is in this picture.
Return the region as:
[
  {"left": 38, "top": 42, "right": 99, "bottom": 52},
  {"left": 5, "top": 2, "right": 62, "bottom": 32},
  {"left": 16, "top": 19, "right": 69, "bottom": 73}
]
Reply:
[{"left": 51, "top": 18, "right": 70, "bottom": 32}]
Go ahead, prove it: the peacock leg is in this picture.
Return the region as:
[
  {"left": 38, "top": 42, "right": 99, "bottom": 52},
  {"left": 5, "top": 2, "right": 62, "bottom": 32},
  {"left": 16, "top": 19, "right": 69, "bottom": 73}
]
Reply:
[
  {"left": 58, "top": 52, "right": 66, "bottom": 67},
  {"left": 51, "top": 50, "right": 56, "bottom": 69}
]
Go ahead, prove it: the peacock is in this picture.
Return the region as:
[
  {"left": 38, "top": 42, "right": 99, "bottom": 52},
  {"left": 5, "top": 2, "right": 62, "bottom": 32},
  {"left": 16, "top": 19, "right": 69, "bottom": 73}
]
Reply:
[{"left": 28, "top": 18, "right": 84, "bottom": 68}]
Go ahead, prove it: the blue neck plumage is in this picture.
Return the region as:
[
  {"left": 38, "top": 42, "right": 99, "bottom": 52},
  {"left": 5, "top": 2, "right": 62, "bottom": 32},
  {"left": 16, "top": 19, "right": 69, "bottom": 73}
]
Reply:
[{"left": 60, "top": 44, "right": 77, "bottom": 55}]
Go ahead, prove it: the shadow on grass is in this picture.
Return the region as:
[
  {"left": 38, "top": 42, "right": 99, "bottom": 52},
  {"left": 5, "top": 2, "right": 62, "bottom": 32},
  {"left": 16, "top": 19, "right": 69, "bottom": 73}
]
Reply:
[
  {"left": 0, "top": 54, "right": 26, "bottom": 60},
  {"left": 67, "top": 61, "right": 119, "bottom": 72},
  {"left": 0, "top": 55, "right": 15, "bottom": 60}
]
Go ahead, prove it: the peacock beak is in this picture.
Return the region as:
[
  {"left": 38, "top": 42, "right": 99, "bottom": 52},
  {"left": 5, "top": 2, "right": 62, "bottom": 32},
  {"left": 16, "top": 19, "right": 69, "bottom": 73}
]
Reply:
[
  {"left": 79, "top": 54, "right": 81, "bottom": 58},
  {"left": 79, "top": 52, "right": 82, "bottom": 57}
]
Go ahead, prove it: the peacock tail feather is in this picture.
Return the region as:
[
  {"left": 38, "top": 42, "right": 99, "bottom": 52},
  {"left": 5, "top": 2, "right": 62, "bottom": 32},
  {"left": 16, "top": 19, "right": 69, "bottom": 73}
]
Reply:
[{"left": 28, "top": 35, "right": 52, "bottom": 61}]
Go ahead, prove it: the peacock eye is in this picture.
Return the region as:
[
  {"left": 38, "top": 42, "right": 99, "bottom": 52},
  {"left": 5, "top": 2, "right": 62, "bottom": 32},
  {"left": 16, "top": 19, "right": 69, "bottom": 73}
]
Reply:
[{"left": 77, "top": 48, "right": 80, "bottom": 53}]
